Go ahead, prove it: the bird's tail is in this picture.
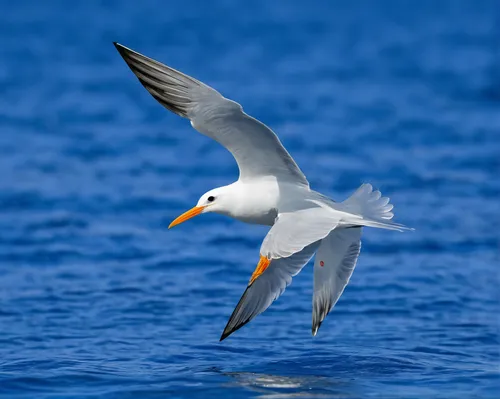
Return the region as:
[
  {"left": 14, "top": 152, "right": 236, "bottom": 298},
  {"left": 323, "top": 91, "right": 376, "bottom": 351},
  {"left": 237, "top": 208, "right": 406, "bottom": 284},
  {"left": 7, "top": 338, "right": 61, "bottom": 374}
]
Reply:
[{"left": 341, "top": 183, "right": 413, "bottom": 231}]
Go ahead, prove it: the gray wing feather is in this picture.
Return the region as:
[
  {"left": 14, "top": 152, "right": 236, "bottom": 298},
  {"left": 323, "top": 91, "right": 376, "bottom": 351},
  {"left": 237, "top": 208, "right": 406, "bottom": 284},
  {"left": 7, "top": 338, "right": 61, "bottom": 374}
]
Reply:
[
  {"left": 221, "top": 242, "right": 319, "bottom": 341},
  {"left": 114, "top": 43, "right": 308, "bottom": 186},
  {"left": 312, "top": 227, "right": 362, "bottom": 336}
]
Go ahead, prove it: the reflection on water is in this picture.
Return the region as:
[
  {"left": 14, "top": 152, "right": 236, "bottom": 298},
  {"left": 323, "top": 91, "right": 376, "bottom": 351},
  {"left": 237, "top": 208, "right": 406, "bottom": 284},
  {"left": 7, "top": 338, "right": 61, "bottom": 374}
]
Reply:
[
  {"left": 208, "top": 350, "right": 433, "bottom": 398},
  {"left": 221, "top": 371, "right": 355, "bottom": 398}
]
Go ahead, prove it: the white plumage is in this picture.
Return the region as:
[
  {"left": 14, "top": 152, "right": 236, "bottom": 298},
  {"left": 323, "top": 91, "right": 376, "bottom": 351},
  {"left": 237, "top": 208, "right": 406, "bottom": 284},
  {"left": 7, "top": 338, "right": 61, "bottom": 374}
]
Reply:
[{"left": 114, "top": 42, "right": 413, "bottom": 341}]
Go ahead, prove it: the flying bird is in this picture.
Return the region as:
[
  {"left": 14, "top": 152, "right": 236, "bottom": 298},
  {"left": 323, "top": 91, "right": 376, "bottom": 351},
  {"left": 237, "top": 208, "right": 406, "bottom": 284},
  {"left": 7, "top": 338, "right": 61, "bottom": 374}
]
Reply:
[{"left": 114, "top": 42, "right": 412, "bottom": 341}]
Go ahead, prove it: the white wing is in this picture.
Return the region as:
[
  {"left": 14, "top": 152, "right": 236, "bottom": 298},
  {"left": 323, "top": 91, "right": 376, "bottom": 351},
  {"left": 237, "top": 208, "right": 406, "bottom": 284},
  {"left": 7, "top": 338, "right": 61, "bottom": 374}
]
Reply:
[
  {"left": 114, "top": 43, "right": 308, "bottom": 186},
  {"left": 221, "top": 242, "right": 319, "bottom": 341},
  {"left": 312, "top": 227, "right": 362, "bottom": 336},
  {"left": 260, "top": 206, "right": 341, "bottom": 259}
]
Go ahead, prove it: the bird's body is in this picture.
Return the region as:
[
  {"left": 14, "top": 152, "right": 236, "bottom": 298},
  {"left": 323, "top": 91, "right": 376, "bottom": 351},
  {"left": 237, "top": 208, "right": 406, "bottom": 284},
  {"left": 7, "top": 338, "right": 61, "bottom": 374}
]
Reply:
[
  {"left": 202, "top": 180, "right": 333, "bottom": 226},
  {"left": 114, "top": 42, "right": 412, "bottom": 341}
]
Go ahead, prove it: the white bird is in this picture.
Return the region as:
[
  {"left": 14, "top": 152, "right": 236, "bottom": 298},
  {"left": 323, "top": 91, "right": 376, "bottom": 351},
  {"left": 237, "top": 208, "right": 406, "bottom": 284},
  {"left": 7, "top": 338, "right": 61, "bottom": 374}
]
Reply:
[{"left": 114, "top": 43, "right": 412, "bottom": 341}]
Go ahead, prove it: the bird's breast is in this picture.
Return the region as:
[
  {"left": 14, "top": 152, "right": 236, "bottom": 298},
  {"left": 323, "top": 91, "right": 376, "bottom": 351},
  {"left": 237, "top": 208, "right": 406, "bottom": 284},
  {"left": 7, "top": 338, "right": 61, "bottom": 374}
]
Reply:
[
  {"left": 225, "top": 179, "right": 282, "bottom": 226},
  {"left": 233, "top": 207, "right": 277, "bottom": 226}
]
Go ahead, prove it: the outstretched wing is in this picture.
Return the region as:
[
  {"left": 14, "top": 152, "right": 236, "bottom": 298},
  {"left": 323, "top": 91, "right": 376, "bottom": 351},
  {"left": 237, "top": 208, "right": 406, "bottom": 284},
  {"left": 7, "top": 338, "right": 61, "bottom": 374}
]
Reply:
[
  {"left": 221, "top": 242, "right": 319, "bottom": 341},
  {"left": 114, "top": 43, "right": 308, "bottom": 186},
  {"left": 312, "top": 227, "right": 362, "bottom": 336}
]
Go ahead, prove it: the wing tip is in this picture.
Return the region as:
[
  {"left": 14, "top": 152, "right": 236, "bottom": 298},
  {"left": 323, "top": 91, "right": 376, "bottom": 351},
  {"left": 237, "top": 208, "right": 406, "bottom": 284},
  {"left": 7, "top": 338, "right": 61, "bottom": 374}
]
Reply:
[
  {"left": 219, "top": 286, "right": 254, "bottom": 342},
  {"left": 312, "top": 301, "right": 332, "bottom": 337},
  {"left": 113, "top": 41, "right": 128, "bottom": 56},
  {"left": 113, "top": 42, "right": 139, "bottom": 65},
  {"left": 220, "top": 317, "right": 252, "bottom": 342},
  {"left": 312, "top": 321, "right": 322, "bottom": 337},
  {"left": 219, "top": 331, "right": 231, "bottom": 342}
]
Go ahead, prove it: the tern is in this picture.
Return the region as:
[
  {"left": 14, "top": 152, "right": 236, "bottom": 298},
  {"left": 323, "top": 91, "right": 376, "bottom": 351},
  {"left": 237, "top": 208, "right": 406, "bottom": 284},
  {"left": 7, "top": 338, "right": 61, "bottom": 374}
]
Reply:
[{"left": 114, "top": 43, "right": 412, "bottom": 341}]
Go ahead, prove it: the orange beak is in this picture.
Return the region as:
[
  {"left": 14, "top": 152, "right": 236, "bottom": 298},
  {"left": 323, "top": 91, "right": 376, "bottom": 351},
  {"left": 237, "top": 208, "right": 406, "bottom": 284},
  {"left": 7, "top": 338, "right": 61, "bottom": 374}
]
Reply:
[{"left": 168, "top": 206, "right": 206, "bottom": 229}]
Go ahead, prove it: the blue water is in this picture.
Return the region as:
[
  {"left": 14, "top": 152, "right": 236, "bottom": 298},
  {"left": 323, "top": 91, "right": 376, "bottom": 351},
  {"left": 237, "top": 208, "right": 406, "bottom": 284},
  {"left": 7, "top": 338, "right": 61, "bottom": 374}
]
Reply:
[{"left": 1, "top": 0, "right": 499, "bottom": 397}]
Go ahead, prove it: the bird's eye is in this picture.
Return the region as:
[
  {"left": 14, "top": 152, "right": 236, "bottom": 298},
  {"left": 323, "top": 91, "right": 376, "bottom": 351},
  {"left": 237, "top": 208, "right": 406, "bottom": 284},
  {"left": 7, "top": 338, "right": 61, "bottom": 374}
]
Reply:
[{"left": 207, "top": 196, "right": 215, "bottom": 202}]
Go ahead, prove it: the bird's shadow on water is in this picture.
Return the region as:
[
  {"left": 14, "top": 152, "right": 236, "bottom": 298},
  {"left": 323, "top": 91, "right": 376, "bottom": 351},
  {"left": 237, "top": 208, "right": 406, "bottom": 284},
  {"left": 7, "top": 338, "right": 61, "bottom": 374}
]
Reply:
[{"left": 209, "top": 351, "right": 425, "bottom": 398}]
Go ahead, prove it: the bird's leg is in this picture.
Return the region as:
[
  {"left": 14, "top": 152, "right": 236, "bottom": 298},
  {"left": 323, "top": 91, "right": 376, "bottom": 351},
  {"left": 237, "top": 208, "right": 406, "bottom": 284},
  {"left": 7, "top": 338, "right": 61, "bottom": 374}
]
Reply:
[{"left": 249, "top": 256, "right": 271, "bottom": 285}]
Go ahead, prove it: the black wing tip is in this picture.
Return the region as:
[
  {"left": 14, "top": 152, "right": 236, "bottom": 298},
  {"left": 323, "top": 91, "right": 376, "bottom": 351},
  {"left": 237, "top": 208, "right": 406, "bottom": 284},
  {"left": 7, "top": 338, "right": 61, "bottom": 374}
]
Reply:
[
  {"left": 219, "top": 329, "right": 232, "bottom": 342},
  {"left": 113, "top": 42, "right": 129, "bottom": 57},
  {"left": 312, "top": 302, "right": 332, "bottom": 336},
  {"left": 219, "top": 317, "right": 252, "bottom": 342},
  {"left": 219, "top": 286, "right": 254, "bottom": 342},
  {"left": 312, "top": 321, "right": 322, "bottom": 336},
  {"left": 220, "top": 321, "right": 237, "bottom": 342},
  {"left": 113, "top": 42, "right": 141, "bottom": 61}
]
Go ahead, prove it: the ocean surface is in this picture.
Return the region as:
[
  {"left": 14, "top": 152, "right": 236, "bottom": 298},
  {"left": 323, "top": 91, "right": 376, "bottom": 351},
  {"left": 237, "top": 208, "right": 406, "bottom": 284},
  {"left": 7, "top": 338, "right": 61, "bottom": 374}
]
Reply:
[{"left": 0, "top": 0, "right": 499, "bottom": 397}]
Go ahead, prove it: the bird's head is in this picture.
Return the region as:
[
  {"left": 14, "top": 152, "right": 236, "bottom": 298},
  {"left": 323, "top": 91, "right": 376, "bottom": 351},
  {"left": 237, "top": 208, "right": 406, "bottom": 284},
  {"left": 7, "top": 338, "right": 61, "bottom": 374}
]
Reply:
[{"left": 168, "top": 186, "right": 231, "bottom": 229}]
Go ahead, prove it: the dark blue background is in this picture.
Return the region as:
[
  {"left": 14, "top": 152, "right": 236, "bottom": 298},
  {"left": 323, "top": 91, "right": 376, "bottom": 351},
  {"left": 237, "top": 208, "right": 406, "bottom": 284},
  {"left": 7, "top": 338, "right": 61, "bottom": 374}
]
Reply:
[{"left": 1, "top": 0, "right": 499, "bottom": 397}]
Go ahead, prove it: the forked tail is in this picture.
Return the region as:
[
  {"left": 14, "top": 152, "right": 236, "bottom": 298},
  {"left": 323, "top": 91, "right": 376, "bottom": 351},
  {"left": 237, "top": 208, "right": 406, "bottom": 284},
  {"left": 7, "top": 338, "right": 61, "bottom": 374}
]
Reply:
[{"left": 341, "top": 183, "right": 413, "bottom": 231}]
